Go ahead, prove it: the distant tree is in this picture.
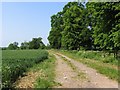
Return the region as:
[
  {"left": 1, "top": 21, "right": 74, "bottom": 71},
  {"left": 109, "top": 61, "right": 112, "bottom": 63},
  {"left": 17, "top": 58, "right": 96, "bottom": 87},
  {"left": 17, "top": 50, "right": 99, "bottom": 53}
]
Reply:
[
  {"left": 20, "top": 41, "right": 29, "bottom": 49},
  {"left": 8, "top": 42, "right": 19, "bottom": 50},
  {"left": 46, "top": 44, "right": 51, "bottom": 49},
  {"left": 29, "top": 37, "right": 45, "bottom": 49},
  {"left": 37, "top": 37, "right": 46, "bottom": 49},
  {"left": 2, "top": 47, "right": 7, "bottom": 50}
]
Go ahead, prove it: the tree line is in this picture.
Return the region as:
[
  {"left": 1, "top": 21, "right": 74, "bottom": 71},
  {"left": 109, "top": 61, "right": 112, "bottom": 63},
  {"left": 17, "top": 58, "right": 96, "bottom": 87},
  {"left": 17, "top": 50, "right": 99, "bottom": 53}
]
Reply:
[
  {"left": 2, "top": 37, "right": 46, "bottom": 50},
  {"left": 48, "top": 2, "right": 120, "bottom": 58}
]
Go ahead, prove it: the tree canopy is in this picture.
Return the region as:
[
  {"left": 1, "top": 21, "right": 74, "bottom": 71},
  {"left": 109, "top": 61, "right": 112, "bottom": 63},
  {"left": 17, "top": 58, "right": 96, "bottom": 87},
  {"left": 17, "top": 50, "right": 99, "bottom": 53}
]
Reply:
[{"left": 48, "top": 2, "right": 120, "bottom": 57}]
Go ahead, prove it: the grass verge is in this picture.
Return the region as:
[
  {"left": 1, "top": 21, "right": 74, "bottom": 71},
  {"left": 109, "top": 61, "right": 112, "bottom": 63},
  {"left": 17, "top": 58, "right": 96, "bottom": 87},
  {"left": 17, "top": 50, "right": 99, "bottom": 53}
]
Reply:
[{"left": 29, "top": 54, "right": 56, "bottom": 89}]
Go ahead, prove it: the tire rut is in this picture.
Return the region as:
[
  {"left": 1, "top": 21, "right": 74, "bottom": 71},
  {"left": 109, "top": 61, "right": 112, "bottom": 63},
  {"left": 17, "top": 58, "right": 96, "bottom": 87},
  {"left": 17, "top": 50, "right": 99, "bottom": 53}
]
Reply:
[
  {"left": 56, "top": 53, "right": 118, "bottom": 88},
  {"left": 53, "top": 54, "right": 94, "bottom": 88}
]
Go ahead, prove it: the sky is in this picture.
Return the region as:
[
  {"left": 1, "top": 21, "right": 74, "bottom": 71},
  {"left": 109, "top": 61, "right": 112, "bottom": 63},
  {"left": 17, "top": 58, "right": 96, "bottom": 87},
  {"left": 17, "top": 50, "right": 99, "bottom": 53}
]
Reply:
[{"left": 1, "top": 2, "right": 68, "bottom": 47}]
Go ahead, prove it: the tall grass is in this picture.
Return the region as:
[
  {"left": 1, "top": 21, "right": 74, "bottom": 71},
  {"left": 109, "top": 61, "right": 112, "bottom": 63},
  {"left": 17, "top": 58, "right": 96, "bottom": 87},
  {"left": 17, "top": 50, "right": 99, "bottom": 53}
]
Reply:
[{"left": 64, "top": 50, "right": 118, "bottom": 65}]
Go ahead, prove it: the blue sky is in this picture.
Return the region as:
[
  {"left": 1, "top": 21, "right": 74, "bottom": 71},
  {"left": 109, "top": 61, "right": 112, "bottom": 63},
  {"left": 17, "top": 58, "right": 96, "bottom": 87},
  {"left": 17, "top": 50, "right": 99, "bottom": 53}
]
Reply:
[{"left": 2, "top": 2, "right": 68, "bottom": 47}]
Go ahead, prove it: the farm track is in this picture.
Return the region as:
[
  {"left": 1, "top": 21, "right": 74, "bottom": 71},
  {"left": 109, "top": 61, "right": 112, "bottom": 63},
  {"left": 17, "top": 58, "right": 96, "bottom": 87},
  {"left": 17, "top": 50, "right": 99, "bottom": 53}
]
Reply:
[
  {"left": 53, "top": 54, "right": 88, "bottom": 88},
  {"left": 13, "top": 51, "right": 118, "bottom": 88},
  {"left": 53, "top": 52, "right": 118, "bottom": 88}
]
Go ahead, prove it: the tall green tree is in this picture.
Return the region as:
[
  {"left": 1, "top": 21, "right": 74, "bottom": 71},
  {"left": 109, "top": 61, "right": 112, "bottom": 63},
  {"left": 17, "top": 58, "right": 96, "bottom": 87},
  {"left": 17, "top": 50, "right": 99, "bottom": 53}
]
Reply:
[
  {"left": 61, "top": 2, "right": 92, "bottom": 50},
  {"left": 48, "top": 1, "right": 120, "bottom": 56},
  {"left": 48, "top": 12, "right": 63, "bottom": 49},
  {"left": 86, "top": 2, "right": 120, "bottom": 57}
]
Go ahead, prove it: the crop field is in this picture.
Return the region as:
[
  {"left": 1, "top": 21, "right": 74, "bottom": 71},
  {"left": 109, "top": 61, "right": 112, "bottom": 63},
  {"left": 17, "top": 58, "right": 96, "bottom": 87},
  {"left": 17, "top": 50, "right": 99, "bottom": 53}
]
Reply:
[{"left": 2, "top": 50, "right": 48, "bottom": 88}]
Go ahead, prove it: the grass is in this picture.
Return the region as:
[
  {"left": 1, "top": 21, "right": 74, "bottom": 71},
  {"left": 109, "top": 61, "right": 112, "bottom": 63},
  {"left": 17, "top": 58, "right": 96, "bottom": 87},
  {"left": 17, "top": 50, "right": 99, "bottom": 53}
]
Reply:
[
  {"left": 56, "top": 50, "right": 118, "bottom": 82},
  {"left": 31, "top": 54, "right": 56, "bottom": 89},
  {"left": 71, "top": 50, "right": 118, "bottom": 65},
  {"left": 2, "top": 50, "right": 48, "bottom": 88}
]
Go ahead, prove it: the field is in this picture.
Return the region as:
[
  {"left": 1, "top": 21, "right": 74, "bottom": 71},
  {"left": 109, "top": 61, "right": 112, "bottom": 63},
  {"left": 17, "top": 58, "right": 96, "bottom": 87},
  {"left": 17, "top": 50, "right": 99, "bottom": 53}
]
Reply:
[
  {"left": 1, "top": 49, "right": 118, "bottom": 88},
  {"left": 2, "top": 1, "right": 119, "bottom": 89},
  {"left": 2, "top": 50, "right": 48, "bottom": 88}
]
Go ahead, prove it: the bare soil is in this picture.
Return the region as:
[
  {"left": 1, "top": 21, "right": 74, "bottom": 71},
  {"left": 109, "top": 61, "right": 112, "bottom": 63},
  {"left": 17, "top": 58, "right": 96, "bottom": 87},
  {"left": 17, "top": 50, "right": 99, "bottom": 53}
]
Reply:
[
  {"left": 53, "top": 54, "right": 88, "bottom": 88},
  {"left": 14, "top": 70, "right": 42, "bottom": 88}
]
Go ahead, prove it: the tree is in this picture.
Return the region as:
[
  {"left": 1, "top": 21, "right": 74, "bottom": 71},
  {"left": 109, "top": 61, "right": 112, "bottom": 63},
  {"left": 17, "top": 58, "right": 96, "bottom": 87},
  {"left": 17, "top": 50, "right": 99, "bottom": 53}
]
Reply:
[
  {"left": 46, "top": 44, "right": 51, "bottom": 49},
  {"left": 61, "top": 2, "right": 92, "bottom": 50},
  {"left": 48, "top": 12, "right": 63, "bottom": 49},
  {"left": 48, "top": 2, "right": 93, "bottom": 50},
  {"left": 8, "top": 42, "right": 19, "bottom": 50},
  {"left": 48, "top": 1, "right": 120, "bottom": 56},
  {"left": 20, "top": 41, "right": 29, "bottom": 49},
  {"left": 86, "top": 2, "right": 120, "bottom": 57},
  {"left": 29, "top": 37, "right": 45, "bottom": 49}
]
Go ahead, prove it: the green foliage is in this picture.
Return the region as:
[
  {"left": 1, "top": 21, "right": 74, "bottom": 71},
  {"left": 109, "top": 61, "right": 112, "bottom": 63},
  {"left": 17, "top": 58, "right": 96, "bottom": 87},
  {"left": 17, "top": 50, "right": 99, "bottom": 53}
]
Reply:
[
  {"left": 29, "top": 37, "right": 45, "bottom": 49},
  {"left": 2, "top": 50, "right": 48, "bottom": 88},
  {"left": 47, "top": 2, "right": 94, "bottom": 50},
  {"left": 1, "top": 47, "right": 7, "bottom": 50},
  {"left": 48, "top": 12, "right": 63, "bottom": 49},
  {"left": 77, "top": 51, "right": 118, "bottom": 65},
  {"left": 20, "top": 41, "right": 29, "bottom": 49},
  {"left": 61, "top": 2, "right": 85, "bottom": 50},
  {"left": 61, "top": 50, "right": 118, "bottom": 65},
  {"left": 48, "top": 2, "right": 120, "bottom": 58},
  {"left": 46, "top": 44, "right": 52, "bottom": 50},
  {"left": 86, "top": 2, "right": 120, "bottom": 57},
  {"left": 19, "top": 37, "right": 45, "bottom": 50},
  {"left": 102, "top": 56, "right": 118, "bottom": 64},
  {"left": 34, "top": 55, "right": 56, "bottom": 88},
  {"left": 8, "top": 42, "right": 19, "bottom": 50},
  {"left": 77, "top": 51, "right": 102, "bottom": 60}
]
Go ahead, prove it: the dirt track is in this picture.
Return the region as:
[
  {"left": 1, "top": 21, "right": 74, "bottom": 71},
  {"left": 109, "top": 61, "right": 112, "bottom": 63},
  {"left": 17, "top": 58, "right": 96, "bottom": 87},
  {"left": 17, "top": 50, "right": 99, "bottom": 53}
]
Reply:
[
  {"left": 14, "top": 51, "right": 118, "bottom": 88},
  {"left": 53, "top": 53, "right": 118, "bottom": 88}
]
